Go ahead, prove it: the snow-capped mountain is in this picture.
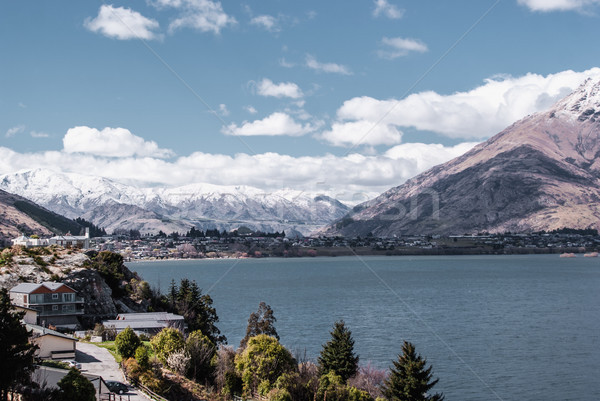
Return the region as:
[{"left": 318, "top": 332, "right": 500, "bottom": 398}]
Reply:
[
  {"left": 322, "top": 77, "right": 600, "bottom": 236},
  {"left": 0, "top": 169, "right": 350, "bottom": 236}
]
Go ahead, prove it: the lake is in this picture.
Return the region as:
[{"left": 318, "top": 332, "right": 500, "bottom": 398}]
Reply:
[{"left": 129, "top": 255, "right": 600, "bottom": 400}]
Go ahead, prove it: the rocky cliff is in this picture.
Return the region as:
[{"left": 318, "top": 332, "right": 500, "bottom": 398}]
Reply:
[{"left": 0, "top": 247, "right": 148, "bottom": 328}]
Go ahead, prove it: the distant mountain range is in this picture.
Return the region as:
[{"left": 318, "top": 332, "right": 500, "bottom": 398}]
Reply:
[
  {"left": 322, "top": 77, "right": 600, "bottom": 237},
  {"left": 0, "top": 169, "right": 350, "bottom": 236},
  {"left": 0, "top": 188, "right": 85, "bottom": 242}
]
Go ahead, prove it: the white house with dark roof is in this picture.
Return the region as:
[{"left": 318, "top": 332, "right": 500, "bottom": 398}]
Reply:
[
  {"left": 10, "top": 282, "right": 84, "bottom": 329},
  {"left": 48, "top": 228, "right": 90, "bottom": 249}
]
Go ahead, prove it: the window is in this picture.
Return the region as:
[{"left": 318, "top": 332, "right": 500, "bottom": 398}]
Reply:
[
  {"left": 52, "top": 305, "right": 58, "bottom": 311},
  {"left": 62, "top": 305, "right": 74, "bottom": 312},
  {"left": 52, "top": 293, "right": 59, "bottom": 300},
  {"left": 63, "top": 293, "right": 74, "bottom": 302}
]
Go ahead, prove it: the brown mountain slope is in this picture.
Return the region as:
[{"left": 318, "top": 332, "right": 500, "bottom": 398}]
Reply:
[
  {"left": 0, "top": 189, "right": 81, "bottom": 244},
  {"left": 323, "top": 78, "right": 600, "bottom": 237}
]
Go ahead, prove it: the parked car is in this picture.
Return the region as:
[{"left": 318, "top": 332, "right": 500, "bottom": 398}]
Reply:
[
  {"left": 65, "top": 360, "right": 81, "bottom": 370},
  {"left": 106, "top": 381, "right": 128, "bottom": 394}
]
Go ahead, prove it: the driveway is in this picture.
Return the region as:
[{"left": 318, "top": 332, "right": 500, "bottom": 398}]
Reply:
[{"left": 76, "top": 342, "right": 151, "bottom": 401}]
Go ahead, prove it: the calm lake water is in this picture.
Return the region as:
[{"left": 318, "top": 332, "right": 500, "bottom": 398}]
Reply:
[{"left": 129, "top": 255, "right": 600, "bottom": 400}]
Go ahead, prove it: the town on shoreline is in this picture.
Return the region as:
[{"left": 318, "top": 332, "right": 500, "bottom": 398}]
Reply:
[{"left": 83, "top": 228, "right": 600, "bottom": 261}]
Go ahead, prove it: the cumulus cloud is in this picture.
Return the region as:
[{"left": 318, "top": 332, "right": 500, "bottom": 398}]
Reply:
[
  {"left": 0, "top": 140, "right": 477, "bottom": 203},
  {"left": 320, "top": 121, "right": 403, "bottom": 147},
  {"left": 84, "top": 5, "right": 160, "bottom": 40},
  {"left": 5, "top": 125, "right": 25, "bottom": 138},
  {"left": 378, "top": 37, "right": 428, "bottom": 59},
  {"left": 255, "top": 78, "right": 303, "bottom": 99},
  {"left": 222, "top": 112, "right": 317, "bottom": 137},
  {"left": 152, "top": 0, "right": 236, "bottom": 34},
  {"left": 518, "top": 0, "right": 600, "bottom": 12},
  {"left": 306, "top": 55, "right": 352, "bottom": 75},
  {"left": 63, "top": 126, "right": 174, "bottom": 158},
  {"left": 250, "top": 15, "right": 279, "bottom": 32},
  {"left": 335, "top": 68, "right": 600, "bottom": 139},
  {"left": 373, "top": 0, "right": 404, "bottom": 19}
]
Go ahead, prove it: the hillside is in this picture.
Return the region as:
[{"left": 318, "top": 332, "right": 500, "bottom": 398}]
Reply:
[
  {"left": 322, "top": 78, "right": 600, "bottom": 237},
  {"left": 0, "top": 189, "right": 83, "bottom": 245}
]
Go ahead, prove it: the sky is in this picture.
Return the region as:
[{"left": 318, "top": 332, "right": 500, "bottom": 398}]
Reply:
[{"left": 2, "top": 0, "right": 600, "bottom": 203}]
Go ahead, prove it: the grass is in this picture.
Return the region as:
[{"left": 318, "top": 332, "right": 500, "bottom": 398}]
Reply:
[{"left": 95, "top": 340, "right": 154, "bottom": 364}]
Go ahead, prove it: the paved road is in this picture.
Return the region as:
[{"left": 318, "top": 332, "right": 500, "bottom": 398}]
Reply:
[{"left": 76, "top": 342, "right": 151, "bottom": 401}]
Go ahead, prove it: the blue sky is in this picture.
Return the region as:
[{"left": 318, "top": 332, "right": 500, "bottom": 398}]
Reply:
[{"left": 1, "top": 0, "right": 600, "bottom": 202}]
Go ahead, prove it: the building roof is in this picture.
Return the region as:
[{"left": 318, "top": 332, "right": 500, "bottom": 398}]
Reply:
[
  {"left": 26, "top": 323, "right": 78, "bottom": 342},
  {"left": 11, "top": 282, "right": 76, "bottom": 294},
  {"left": 116, "top": 312, "right": 184, "bottom": 321}
]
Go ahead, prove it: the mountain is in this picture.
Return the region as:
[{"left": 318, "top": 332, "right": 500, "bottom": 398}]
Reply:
[
  {"left": 322, "top": 78, "right": 600, "bottom": 237},
  {"left": 0, "top": 169, "right": 350, "bottom": 236},
  {"left": 0, "top": 189, "right": 84, "bottom": 243}
]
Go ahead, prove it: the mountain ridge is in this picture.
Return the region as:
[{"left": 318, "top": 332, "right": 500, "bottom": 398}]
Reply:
[
  {"left": 322, "top": 77, "right": 600, "bottom": 237},
  {"left": 0, "top": 169, "right": 350, "bottom": 236}
]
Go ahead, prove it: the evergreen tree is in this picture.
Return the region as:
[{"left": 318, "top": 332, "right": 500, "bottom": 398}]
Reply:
[
  {"left": 0, "top": 288, "right": 38, "bottom": 401},
  {"left": 318, "top": 320, "right": 359, "bottom": 383},
  {"left": 382, "top": 341, "right": 444, "bottom": 401},
  {"left": 240, "top": 302, "right": 279, "bottom": 348},
  {"left": 57, "top": 368, "right": 96, "bottom": 401}
]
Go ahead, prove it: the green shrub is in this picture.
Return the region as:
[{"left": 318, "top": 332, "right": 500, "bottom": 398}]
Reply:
[{"left": 115, "top": 327, "right": 141, "bottom": 359}]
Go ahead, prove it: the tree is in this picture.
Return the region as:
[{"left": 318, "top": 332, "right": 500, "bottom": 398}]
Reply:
[
  {"left": 115, "top": 326, "right": 141, "bottom": 359},
  {"left": 56, "top": 368, "right": 96, "bottom": 401},
  {"left": 135, "top": 344, "right": 151, "bottom": 370},
  {"left": 151, "top": 327, "right": 185, "bottom": 365},
  {"left": 235, "top": 334, "right": 297, "bottom": 397},
  {"left": 168, "top": 279, "right": 226, "bottom": 344},
  {"left": 318, "top": 321, "right": 359, "bottom": 382},
  {"left": 0, "top": 288, "right": 38, "bottom": 401},
  {"left": 316, "top": 372, "right": 373, "bottom": 401},
  {"left": 186, "top": 330, "right": 216, "bottom": 383},
  {"left": 240, "top": 302, "right": 279, "bottom": 348},
  {"left": 382, "top": 341, "right": 444, "bottom": 401}
]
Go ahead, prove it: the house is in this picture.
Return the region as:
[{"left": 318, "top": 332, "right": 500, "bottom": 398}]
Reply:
[
  {"left": 11, "top": 227, "right": 90, "bottom": 249},
  {"left": 13, "top": 304, "right": 39, "bottom": 324},
  {"left": 48, "top": 228, "right": 90, "bottom": 249},
  {"left": 27, "top": 323, "right": 78, "bottom": 359},
  {"left": 11, "top": 234, "right": 49, "bottom": 248},
  {"left": 10, "top": 282, "right": 85, "bottom": 329},
  {"left": 103, "top": 312, "right": 186, "bottom": 335}
]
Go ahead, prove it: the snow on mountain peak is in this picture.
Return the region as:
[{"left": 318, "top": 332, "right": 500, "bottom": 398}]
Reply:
[{"left": 552, "top": 77, "right": 600, "bottom": 122}]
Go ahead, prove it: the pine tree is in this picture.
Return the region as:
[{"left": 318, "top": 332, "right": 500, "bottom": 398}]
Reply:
[
  {"left": 318, "top": 320, "right": 359, "bottom": 382},
  {"left": 0, "top": 288, "right": 38, "bottom": 401},
  {"left": 240, "top": 302, "right": 279, "bottom": 348},
  {"left": 382, "top": 341, "right": 444, "bottom": 401}
]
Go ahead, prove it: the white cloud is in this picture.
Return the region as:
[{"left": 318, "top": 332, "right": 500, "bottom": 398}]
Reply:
[
  {"left": 255, "top": 78, "right": 303, "bottom": 99},
  {"left": 222, "top": 112, "right": 316, "bottom": 137},
  {"left": 306, "top": 55, "right": 352, "bottom": 75},
  {"left": 320, "top": 121, "right": 403, "bottom": 147},
  {"left": 30, "top": 131, "right": 49, "bottom": 138},
  {"left": 63, "top": 126, "right": 174, "bottom": 158},
  {"left": 245, "top": 105, "right": 258, "bottom": 114},
  {"left": 5, "top": 125, "right": 25, "bottom": 138},
  {"left": 279, "top": 58, "right": 295, "bottom": 68},
  {"left": 378, "top": 37, "right": 428, "bottom": 59},
  {"left": 336, "top": 68, "right": 600, "bottom": 139},
  {"left": 518, "top": 0, "right": 600, "bottom": 12},
  {"left": 84, "top": 5, "right": 160, "bottom": 40},
  {"left": 0, "top": 141, "right": 477, "bottom": 203},
  {"left": 152, "top": 0, "right": 236, "bottom": 34},
  {"left": 218, "top": 104, "right": 229, "bottom": 116},
  {"left": 373, "top": 0, "right": 404, "bottom": 19},
  {"left": 250, "top": 15, "right": 279, "bottom": 32}
]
